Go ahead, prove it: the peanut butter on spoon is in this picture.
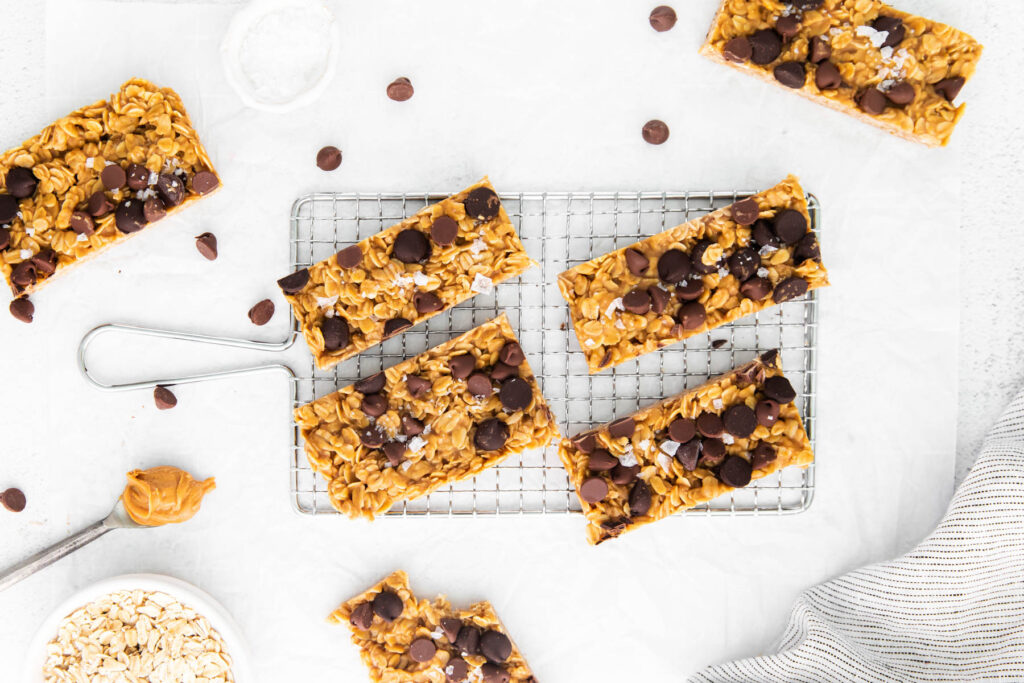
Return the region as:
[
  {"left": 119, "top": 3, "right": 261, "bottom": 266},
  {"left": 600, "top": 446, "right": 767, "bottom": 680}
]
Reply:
[{"left": 121, "top": 466, "right": 215, "bottom": 526}]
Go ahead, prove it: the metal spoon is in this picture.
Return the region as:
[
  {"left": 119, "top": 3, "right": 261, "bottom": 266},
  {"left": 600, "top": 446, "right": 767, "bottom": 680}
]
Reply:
[{"left": 0, "top": 499, "right": 144, "bottom": 593}]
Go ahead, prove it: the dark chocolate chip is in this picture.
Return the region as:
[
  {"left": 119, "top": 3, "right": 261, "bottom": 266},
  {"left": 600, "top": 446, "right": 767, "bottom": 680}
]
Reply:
[
  {"left": 628, "top": 480, "right": 652, "bottom": 517},
  {"left": 490, "top": 362, "right": 517, "bottom": 381},
  {"left": 143, "top": 197, "right": 166, "bottom": 223},
  {"left": 31, "top": 248, "right": 58, "bottom": 276},
  {"left": 467, "top": 372, "right": 493, "bottom": 398},
  {"left": 464, "top": 187, "right": 501, "bottom": 220},
  {"left": 386, "top": 77, "right": 414, "bottom": 102},
  {"left": 675, "top": 439, "right": 700, "bottom": 470},
  {"left": 649, "top": 5, "right": 676, "bottom": 31},
  {"left": 393, "top": 228, "right": 431, "bottom": 264},
  {"left": 455, "top": 626, "right": 481, "bottom": 655},
  {"left": 773, "top": 276, "right": 809, "bottom": 303},
  {"left": 316, "top": 146, "right": 342, "bottom": 171},
  {"left": 156, "top": 173, "right": 185, "bottom": 206},
  {"left": 195, "top": 232, "right": 218, "bottom": 260},
  {"left": 622, "top": 288, "right": 651, "bottom": 315},
  {"left": 0, "top": 227, "right": 10, "bottom": 250},
  {"left": 154, "top": 386, "right": 177, "bottom": 410},
  {"left": 648, "top": 286, "right": 669, "bottom": 315},
  {"left": 409, "top": 637, "right": 437, "bottom": 662},
  {"left": 101, "top": 164, "right": 127, "bottom": 190},
  {"left": 699, "top": 437, "right": 726, "bottom": 467},
  {"left": 401, "top": 415, "right": 425, "bottom": 436},
  {"left": 6, "top": 167, "right": 37, "bottom": 198},
  {"left": 278, "top": 269, "right": 310, "bottom": 294},
  {"left": 445, "top": 657, "right": 470, "bottom": 682},
  {"left": 361, "top": 393, "right": 389, "bottom": 417},
  {"left": 751, "top": 442, "right": 777, "bottom": 470},
  {"left": 430, "top": 215, "right": 459, "bottom": 246},
  {"left": 499, "top": 376, "right": 532, "bottom": 411},
  {"left": 193, "top": 171, "right": 220, "bottom": 195},
  {"left": 773, "top": 209, "right": 807, "bottom": 244},
  {"left": 480, "top": 630, "right": 512, "bottom": 663},
  {"left": 690, "top": 240, "right": 720, "bottom": 274},
  {"left": 499, "top": 341, "right": 525, "bottom": 367},
  {"left": 815, "top": 61, "right": 842, "bottom": 90},
  {"left": 756, "top": 399, "right": 780, "bottom": 427},
  {"left": 372, "top": 590, "right": 403, "bottom": 621},
  {"left": 809, "top": 35, "right": 832, "bottom": 63},
  {"left": 775, "top": 15, "right": 800, "bottom": 40},
  {"left": 750, "top": 28, "right": 783, "bottom": 65},
  {"left": 383, "top": 317, "right": 412, "bottom": 337},
  {"left": 588, "top": 448, "right": 618, "bottom": 472},
  {"left": 668, "top": 417, "right": 696, "bottom": 443},
  {"left": 608, "top": 417, "right": 635, "bottom": 440},
  {"left": 354, "top": 372, "right": 386, "bottom": 395},
  {"left": 449, "top": 354, "right": 476, "bottom": 380},
  {"left": 740, "top": 276, "right": 771, "bottom": 301},
  {"left": 0, "top": 195, "right": 18, "bottom": 223},
  {"left": 657, "top": 249, "right": 691, "bottom": 284},
  {"left": 360, "top": 425, "right": 386, "bottom": 448},
  {"left": 624, "top": 248, "right": 649, "bottom": 276},
  {"left": 383, "top": 441, "right": 407, "bottom": 466},
  {"left": 475, "top": 418, "right": 510, "bottom": 451},
  {"left": 759, "top": 349, "right": 780, "bottom": 368},
  {"left": 723, "top": 36, "right": 752, "bottom": 63},
  {"left": 321, "top": 316, "right": 351, "bottom": 351},
  {"left": 674, "top": 278, "right": 704, "bottom": 301},
  {"left": 731, "top": 198, "right": 760, "bottom": 226},
  {"left": 127, "top": 164, "right": 150, "bottom": 190},
  {"left": 751, "top": 219, "right": 778, "bottom": 248},
  {"left": 336, "top": 245, "right": 363, "bottom": 269},
  {"left": 696, "top": 411, "right": 724, "bottom": 438},
  {"left": 441, "top": 617, "right": 463, "bottom": 642},
  {"left": 114, "top": 200, "right": 147, "bottom": 234},
  {"left": 1, "top": 488, "right": 26, "bottom": 513},
  {"left": 642, "top": 120, "right": 670, "bottom": 145},
  {"left": 711, "top": 338, "right": 727, "bottom": 349},
  {"left": 88, "top": 191, "right": 114, "bottom": 217},
  {"left": 11, "top": 261, "right": 35, "bottom": 287},
  {"left": 572, "top": 433, "right": 597, "bottom": 454},
  {"left": 611, "top": 464, "right": 640, "bottom": 485},
  {"left": 872, "top": 15, "right": 905, "bottom": 48},
  {"left": 728, "top": 247, "right": 760, "bottom": 282},
  {"left": 414, "top": 291, "right": 444, "bottom": 314},
  {"left": 405, "top": 375, "right": 430, "bottom": 398},
  {"left": 349, "top": 602, "right": 373, "bottom": 630},
  {"left": 677, "top": 301, "right": 706, "bottom": 330},
  {"left": 764, "top": 375, "right": 797, "bottom": 403},
  {"left": 774, "top": 61, "right": 807, "bottom": 88},
  {"left": 858, "top": 87, "right": 888, "bottom": 115},
  {"left": 885, "top": 80, "right": 916, "bottom": 106},
  {"left": 719, "top": 455, "right": 753, "bottom": 487},
  {"left": 723, "top": 404, "right": 757, "bottom": 438},
  {"left": 795, "top": 232, "right": 821, "bottom": 262},
  {"left": 9, "top": 298, "right": 33, "bottom": 323},
  {"left": 934, "top": 77, "right": 965, "bottom": 102},
  {"left": 481, "top": 663, "right": 510, "bottom": 683}
]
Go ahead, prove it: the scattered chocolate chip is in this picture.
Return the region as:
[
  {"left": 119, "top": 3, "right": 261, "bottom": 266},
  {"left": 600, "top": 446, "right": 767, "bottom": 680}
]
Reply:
[
  {"left": 628, "top": 480, "right": 652, "bottom": 517},
  {"left": 2, "top": 225, "right": 14, "bottom": 248},
  {"left": 675, "top": 439, "right": 700, "bottom": 470},
  {"left": 699, "top": 437, "right": 726, "bottom": 466},
  {"left": 622, "top": 288, "right": 651, "bottom": 315},
  {"left": 414, "top": 291, "right": 444, "bottom": 314},
  {"left": 740, "top": 276, "right": 771, "bottom": 301},
  {"left": 143, "top": 197, "right": 167, "bottom": 223},
  {"left": 350, "top": 602, "right": 373, "bottom": 630},
  {"left": 430, "top": 215, "right": 459, "bottom": 246},
  {"left": 858, "top": 87, "right": 888, "bottom": 115},
  {"left": 711, "top": 338, "right": 727, "bottom": 349},
  {"left": 600, "top": 350, "right": 613, "bottom": 368},
  {"left": 750, "top": 28, "right": 783, "bottom": 65},
  {"left": 728, "top": 247, "right": 760, "bottom": 281},
  {"left": 719, "top": 455, "right": 753, "bottom": 487},
  {"left": 668, "top": 417, "right": 696, "bottom": 443},
  {"left": 475, "top": 418, "right": 510, "bottom": 450},
  {"left": 455, "top": 626, "right": 481, "bottom": 655},
  {"left": 751, "top": 219, "right": 778, "bottom": 248},
  {"left": 756, "top": 399, "right": 780, "bottom": 427},
  {"left": 156, "top": 173, "right": 185, "bottom": 206},
  {"left": 759, "top": 349, "right": 780, "bottom": 368},
  {"left": 690, "top": 240, "right": 720, "bottom": 274},
  {"left": 480, "top": 630, "right": 512, "bottom": 663},
  {"left": 101, "top": 164, "right": 127, "bottom": 190},
  {"left": 675, "top": 278, "right": 704, "bottom": 301},
  {"left": 114, "top": 201, "right": 147, "bottom": 234},
  {"left": 764, "top": 375, "right": 797, "bottom": 403},
  {"left": 649, "top": 5, "right": 676, "bottom": 31},
  {"left": 372, "top": 590, "right": 403, "bottom": 621},
  {"left": 1, "top": 488, "right": 26, "bottom": 513},
  {"left": 333, "top": 246, "right": 362, "bottom": 270},
  {"left": 193, "top": 232, "right": 218, "bottom": 260},
  {"left": 731, "top": 198, "right": 760, "bottom": 226},
  {"left": 192, "top": 171, "right": 220, "bottom": 195},
  {"left": 401, "top": 415, "right": 425, "bottom": 436},
  {"left": 677, "top": 301, "right": 706, "bottom": 330},
  {"left": 723, "top": 36, "right": 752, "bottom": 63},
  {"left": 464, "top": 187, "right": 501, "bottom": 220},
  {"left": 361, "top": 393, "right": 389, "bottom": 417},
  {"left": 30, "top": 248, "right": 57, "bottom": 276},
  {"left": 498, "top": 341, "right": 525, "bottom": 367},
  {"left": 499, "top": 377, "right": 532, "bottom": 412},
  {"left": 386, "top": 77, "right": 414, "bottom": 102},
  {"left": 88, "top": 191, "right": 114, "bottom": 217},
  {"left": 9, "top": 297, "right": 33, "bottom": 323},
  {"left": 642, "top": 119, "right": 670, "bottom": 145},
  {"left": 406, "top": 375, "right": 430, "bottom": 398},
  {"left": 127, "top": 164, "right": 150, "bottom": 190},
  {"left": 393, "top": 228, "right": 431, "bottom": 264},
  {"left": 611, "top": 464, "right": 640, "bottom": 485},
  {"left": 588, "top": 448, "right": 618, "bottom": 472},
  {"left": 409, "top": 637, "right": 437, "bottom": 662},
  {"left": 795, "top": 232, "right": 821, "bottom": 262},
  {"left": 0, "top": 195, "right": 18, "bottom": 223},
  {"left": 872, "top": 15, "right": 905, "bottom": 48},
  {"left": 277, "top": 269, "right": 310, "bottom": 294},
  {"left": 624, "top": 248, "right": 649, "bottom": 276},
  {"left": 6, "top": 167, "right": 37, "bottom": 198},
  {"left": 445, "top": 657, "right": 470, "bottom": 681},
  {"left": 608, "top": 417, "right": 636, "bottom": 440},
  {"left": 647, "top": 286, "right": 669, "bottom": 315},
  {"left": 773, "top": 209, "right": 807, "bottom": 244},
  {"left": 773, "top": 276, "right": 809, "bottom": 303},
  {"left": 934, "top": 76, "right": 965, "bottom": 102},
  {"left": 723, "top": 404, "right": 757, "bottom": 438},
  {"left": 696, "top": 411, "right": 724, "bottom": 438},
  {"left": 467, "top": 372, "right": 493, "bottom": 398},
  {"left": 658, "top": 249, "right": 691, "bottom": 284},
  {"left": 449, "top": 354, "right": 476, "bottom": 380},
  {"left": 885, "top": 80, "right": 915, "bottom": 106},
  {"left": 481, "top": 663, "right": 510, "bottom": 683},
  {"left": 11, "top": 261, "right": 35, "bottom": 287},
  {"left": 751, "top": 442, "right": 777, "bottom": 470},
  {"left": 441, "top": 618, "right": 463, "bottom": 642},
  {"left": 383, "top": 317, "right": 412, "bottom": 337},
  {"left": 809, "top": 35, "right": 832, "bottom": 63},
  {"left": 774, "top": 61, "right": 807, "bottom": 88},
  {"left": 815, "top": 61, "right": 842, "bottom": 90},
  {"left": 383, "top": 441, "right": 407, "bottom": 466},
  {"left": 321, "top": 316, "right": 351, "bottom": 351},
  {"left": 316, "top": 146, "right": 343, "bottom": 171},
  {"left": 490, "top": 362, "right": 517, "bottom": 381},
  {"left": 572, "top": 433, "right": 597, "bottom": 454},
  {"left": 360, "top": 425, "right": 386, "bottom": 448},
  {"left": 775, "top": 15, "right": 800, "bottom": 40},
  {"left": 154, "top": 386, "right": 177, "bottom": 410}
]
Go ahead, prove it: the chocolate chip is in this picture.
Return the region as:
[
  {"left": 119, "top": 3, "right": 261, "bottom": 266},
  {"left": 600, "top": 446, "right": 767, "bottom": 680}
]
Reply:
[
  {"left": 464, "top": 187, "right": 501, "bottom": 220},
  {"left": 624, "top": 248, "right": 649, "bottom": 276},
  {"left": 751, "top": 442, "right": 777, "bottom": 470},
  {"left": 675, "top": 278, "right": 704, "bottom": 301},
  {"left": 773, "top": 209, "right": 807, "bottom": 244},
  {"left": 455, "top": 626, "right": 481, "bottom": 655},
  {"left": 723, "top": 36, "right": 752, "bottom": 63},
  {"left": 809, "top": 35, "right": 832, "bottom": 63},
  {"left": 795, "top": 232, "right": 821, "bottom": 262},
  {"left": 657, "top": 249, "right": 690, "bottom": 284},
  {"left": 278, "top": 269, "right": 310, "bottom": 294},
  {"left": 498, "top": 341, "right": 525, "bottom": 367},
  {"left": 0, "top": 195, "right": 18, "bottom": 223},
  {"left": 723, "top": 404, "right": 757, "bottom": 438},
  {"left": 728, "top": 247, "right": 760, "bottom": 282},
  {"left": 127, "top": 164, "right": 150, "bottom": 190},
  {"left": 711, "top": 339, "right": 727, "bottom": 349},
  {"left": 719, "top": 455, "right": 753, "bottom": 487},
  {"left": 430, "top": 215, "right": 459, "bottom": 246},
  {"left": 1, "top": 488, "right": 26, "bottom": 513},
  {"left": 143, "top": 197, "right": 166, "bottom": 223},
  {"left": 401, "top": 415, "right": 425, "bottom": 436},
  {"left": 115, "top": 201, "right": 147, "bottom": 234},
  {"left": 628, "top": 480, "right": 652, "bottom": 517},
  {"left": 608, "top": 417, "right": 636, "bottom": 440},
  {"left": 774, "top": 61, "right": 806, "bottom": 88},
  {"left": 6, "top": 167, "right": 37, "bottom": 198},
  {"left": 649, "top": 5, "right": 676, "bottom": 32},
  {"left": 321, "top": 316, "right": 351, "bottom": 351},
  {"left": 480, "top": 630, "right": 512, "bottom": 663},
  {"left": 696, "top": 411, "right": 724, "bottom": 438},
  {"left": 690, "top": 240, "right": 720, "bottom": 274},
  {"left": 756, "top": 399, "right": 780, "bottom": 427},
  {"left": 750, "top": 28, "right": 782, "bottom": 65},
  {"left": 467, "top": 372, "right": 492, "bottom": 398},
  {"left": 383, "top": 317, "right": 412, "bottom": 337},
  {"left": 9, "top": 298, "right": 33, "bottom": 323},
  {"left": 775, "top": 15, "right": 800, "bottom": 40},
  {"left": 499, "top": 376, "right": 532, "bottom": 411},
  {"left": 316, "top": 146, "right": 342, "bottom": 171},
  {"left": 699, "top": 438, "right": 726, "bottom": 467},
  {"left": 154, "top": 386, "right": 177, "bottom": 410},
  {"left": 642, "top": 119, "right": 670, "bottom": 145},
  {"left": 588, "top": 448, "right": 618, "bottom": 472},
  {"left": 441, "top": 617, "right": 463, "bottom": 642},
  {"left": 414, "top": 291, "right": 444, "bottom": 314},
  {"left": 481, "top": 663, "right": 510, "bottom": 683},
  {"left": 11, "top": 261, "right": 35, "bottom": 287},
  {"left": 934, "top": 77, "right": 965, "bottom": 102},
  {"left": 449, "top": 354, "right": 476, "bottom": 379},
  {"left": 393, "top": 229, "right": 431, "bottom": 264},
  {"left": 101, "top": 164, "right": 127, "bottom": 190},
  {"left": 383, "top": 441, "right": 407, "bottom": 466},
  {"left": 773, "top": 276, "right": 809, "bottom": 303},
  {"left": 611, "top": 464, "right": 640, "bottom": 485},
  {"left": 406, "top": 375, "right": 430, "bottom": 398},
  {"left": 31, "top": 248, "right": 57, "bottom": 276},
  {"left": 445, "top": 659, "right": 469, "bottom": 682},
  {"left": 675, "top": 439, "right": 700, "bottom": 470},
  {"left": 192, "top": 170, "right": 219, "bottom": 195},
  {"left": 731, "top": 198, "right": 760, "bottom": 226},
  {"left": 386, "top": 77, "right": 414, "bottom": 102},
  {"left": 194, "top": 232, "right": 217, "bottom": 260},
  {"left": 885, "top": 80, "right": 915, "bottom": 106},
  {"left": 740, "top": 276, "right": 771, "bottom": 301},
  {"left": 361, "top": 393, "right": 389, "bottom": 417},
  {"left": 751, "top": 219, "right": 778, "bottom": 248},
  {"left": 88, "top": 191, "right": 114, "bottom": 217},
  {"left": 622, "top": 288, "right": 651, "bottom": 314},
  {"left": 815, "top": 61, "right": 842, "bottom": 90},
  {"left": 1, "top": 226, "right": 11, "bottom": 248},
  {"left": 872, "top": 15, "right": 905, "bottom": 48},
  {"left": 360, "top": 425, "right": 386, "bottom": 448},
  {"left": 349, "top": 602, "right": 373, "bottom": 630},
  {"left": 668, "top": 417, "right": 696, "bottom": 443},
  {"left": 677, "top": 301, "right": 706, "bottom": 330},
  {"left": 572, "top": 433, "right": 597, "bottom": 454},
  {"left": 372, "top": 590, "right": 403, "bottom": 621},
  {"left": 409, "top": 637, "right": 437, "bottom": 662},
  {"left": 490, "top": 362, "right": 517, "bottom": 381},
  {"left": 858, "top": 87, "right": 887, "bottom": 115},
  {"left": 600, "top": 350, "right": 614, "bottom": 368},
  {"left": 475, "top": 418, "right": 510, "bottom": 451},
  {"left": 764, "top": 375, "right": 797, "bottom": 403},
  {"left": 156, "top": 173, "right": 185, "bottom": 206}
]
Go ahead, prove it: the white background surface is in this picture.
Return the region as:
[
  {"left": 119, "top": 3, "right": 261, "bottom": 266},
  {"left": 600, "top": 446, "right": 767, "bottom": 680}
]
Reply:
[{"left": 0, "top": 1, "right": 1013, "bottom": 681}]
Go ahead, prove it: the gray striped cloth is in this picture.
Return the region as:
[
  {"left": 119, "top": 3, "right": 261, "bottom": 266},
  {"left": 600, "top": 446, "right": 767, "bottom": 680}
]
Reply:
[{"left": 690, "top": 391, "right": 1024, "bottom": 682}]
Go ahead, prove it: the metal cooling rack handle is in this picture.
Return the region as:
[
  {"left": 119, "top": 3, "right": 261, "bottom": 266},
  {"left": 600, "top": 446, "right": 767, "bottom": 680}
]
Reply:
[{"left": 78, "top": 323, "right": 298, "bottom": 391}]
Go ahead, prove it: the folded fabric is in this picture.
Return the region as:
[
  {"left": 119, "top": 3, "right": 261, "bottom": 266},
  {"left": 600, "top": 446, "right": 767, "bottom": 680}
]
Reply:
[{"left": 690, "top": 390, "right": 1024, "bottom": 682}]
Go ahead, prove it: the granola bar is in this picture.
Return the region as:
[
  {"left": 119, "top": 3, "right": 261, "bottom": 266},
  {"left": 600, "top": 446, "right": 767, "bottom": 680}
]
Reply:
[
  {"left": 700, "top": 0, "right": 983, "bottom": 147},
  {"left": 295, "top": 314, "right": 560, "bottom": 519},
  {"left": 277, "top": 178, "right": 532, "bottom": 370},
  {"left": 558, "top": 351, "right": 814, "bottom": 544},
  {"left": 1, "top": 79, "right": 219, "bottom": 316},
  {"left": 331, "top": 571, "right": 537, "bottom": 683},
  {"left": 558, "top": 175, "right": 828, "bottom": 373}
]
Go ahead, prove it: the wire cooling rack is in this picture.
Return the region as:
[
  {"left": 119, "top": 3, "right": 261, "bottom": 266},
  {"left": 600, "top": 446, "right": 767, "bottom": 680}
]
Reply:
[{"left": 288, "top": 190, "right": 819, "bottom": 516}]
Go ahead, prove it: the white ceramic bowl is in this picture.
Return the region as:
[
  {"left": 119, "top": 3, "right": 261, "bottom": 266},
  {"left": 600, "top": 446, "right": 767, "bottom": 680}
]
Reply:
[{"left": 23, "top": 573, "right": 254, "bottom": 683}]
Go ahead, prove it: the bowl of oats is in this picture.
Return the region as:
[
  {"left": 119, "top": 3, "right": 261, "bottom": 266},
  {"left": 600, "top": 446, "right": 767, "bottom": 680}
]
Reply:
[{"left": 24, "top": 574, "right": 252, "bottom": 683}]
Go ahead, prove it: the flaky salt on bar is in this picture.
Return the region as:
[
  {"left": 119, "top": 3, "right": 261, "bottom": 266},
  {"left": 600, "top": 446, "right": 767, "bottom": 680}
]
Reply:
[
  {"left": 558, "top": 175, "right": 828, "bottom": 374},
  {"left": 277, "top": 177, "right": 532, "bottom": 370},
  {"left": 295, "top": 314, "right": 560, "bottom": 519},
  {"left": 0, "top": 79, "right": 220, "bottom": 319},
  {"left": 700, "top": 0, "right": 982, "bottom": 147},
  {"left": 331, "top": 571, "right": 538, "bottom": 683},
  {"left": 558, "top": 351, "right": 814, "bottom": 545}
]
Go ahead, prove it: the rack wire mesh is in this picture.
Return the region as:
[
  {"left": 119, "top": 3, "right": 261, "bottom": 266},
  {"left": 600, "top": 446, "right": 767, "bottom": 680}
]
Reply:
[{"left": 288, "top": 190, "right": 819, "bottom": 516}]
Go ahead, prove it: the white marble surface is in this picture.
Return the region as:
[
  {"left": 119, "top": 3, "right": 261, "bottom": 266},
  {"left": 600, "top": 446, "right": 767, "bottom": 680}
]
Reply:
[{"left": 0, "top": 1, "right": 1014, "bottom": 681}]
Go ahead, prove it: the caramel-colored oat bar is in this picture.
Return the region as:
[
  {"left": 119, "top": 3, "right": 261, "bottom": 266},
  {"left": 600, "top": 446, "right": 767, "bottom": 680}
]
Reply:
[
  {"left": 558, "top": 175, "right": 828, "bottom": 374},
  {"left": 559, "top": 351, "right": 814, "bottom": 545},
  {"left": 331, "top": 571, "right": 537, "bottom": 683},
  {"left": 277, "top": 178, "right": 532, "bottom": 370},
  {"left": 0, "top": 79, "right": 220, "bottom": 316},
  {"left": 295, "top": 314, "right": 560, "bottom": 519},
  {"left": 700, "top": 0, "right": 982, "bottom": 147}
]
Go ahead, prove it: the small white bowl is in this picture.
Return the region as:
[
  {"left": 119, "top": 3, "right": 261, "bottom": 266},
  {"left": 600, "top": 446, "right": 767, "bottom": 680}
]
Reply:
[{"left": 23, "top": 573, "right": 254, "bottom": 683}]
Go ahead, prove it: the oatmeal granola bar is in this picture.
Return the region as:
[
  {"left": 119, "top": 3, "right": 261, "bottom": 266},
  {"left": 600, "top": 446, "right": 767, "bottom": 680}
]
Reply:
[
  {"left": 559, "top": 175, "right": 828, "bottom": 373},
  {"left": 277, "top": 178, "right": 532, "bottom": 370},
  {"left": 0, "top": 79, "right": 219, "bottom": 315},
  {"left": 559, "top": 350, "right": 814, "bottom": 544},
  {"left": 331, "top": 571, "right": 537, "bottom": 683},
  {"left": 700, "top": 0, "right": 982, "bottom": 147},
  {"left": 295, "top": 314, "right": 560, "bottom": 519}
]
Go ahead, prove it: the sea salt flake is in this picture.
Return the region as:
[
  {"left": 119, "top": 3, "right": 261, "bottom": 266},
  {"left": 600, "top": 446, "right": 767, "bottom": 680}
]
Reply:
[
  {"left": 659, "top": 440, "right": 680, "bottom": 457},
  {"left": 759, "top": 244, "right": 778, "bottom": 256},
  {"left": 315, "top": 294, "right": 339, "bottom": 309},
  {"left": 614, "top": 319, "right": 625, "bottom": 330},
  {"left": 855, "top": 25, "right": 888, "bottom": 48},
  {"left": 19, "top": 249, "right": 32, "bottom": 259},
  {"left": 757, "top": 267, "right": 769, "bottom": 278},
  {"left": 471, "top": 273, "right": 493, "bottom": 294},
  {"left": 584, "top": 339, "right": 596, "bottom": 348},
  {"left": 722, "top": 434, "right": 735, "bottom": 445},
  {"left": 423, "top": 424, "right": 432, "bottom": 436},
  {"left": 148, "top": 172, "right": 159, "bottom": 186},
  {"left": 85, "top": 157, "right": 95, "bottom": 169},
  {"left": 24, "top": 228, "right": 34, "bottom": 236},
  {"left": 469, "top": 239, "right": 487, "bottom": 255},
  {"left": 77, "top": 233, "right": 88, "bottom": 242},
  {"left": 391, "top": 275, "right": 414, "bottom": 288},
  {"left": 323, "top": 308, "right": 335, "bottom": 318},
  {"left": 657, "top": 452, "right": 674, "bottom": 472},
  {"left": 718, "top": 266, "right": 730, "bottom": 278},
  {"left": 412, "top": 271, "right": 431, "bottom": 286},
  {"left": 605, "top": 297, "right": 624, "bottom": 318},
  {"left": 713, "top": 398, "right": 724, "bottom": 410},
  {"left": 618, "top": 447, "right": 639, "bottom": 468},
  {"left": 637, "top": 439, "right": 650, "bottom": 451},
  {"left": 408, "top": 436, "right": 427, "bottom": 453},
  {"left": 400, "top": 460, "right": 413, "bottom": 472}
]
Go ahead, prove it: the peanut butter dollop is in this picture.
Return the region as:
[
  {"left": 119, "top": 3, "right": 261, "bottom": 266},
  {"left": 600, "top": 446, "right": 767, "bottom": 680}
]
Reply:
[{"left": 121, "top": 466, "right": 215, "bottom": 526}]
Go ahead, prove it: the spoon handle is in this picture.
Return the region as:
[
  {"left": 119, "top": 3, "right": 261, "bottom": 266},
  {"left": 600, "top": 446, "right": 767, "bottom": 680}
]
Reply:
[{"left": 0, "top": 520, "right": 111, "bottom": 593}]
